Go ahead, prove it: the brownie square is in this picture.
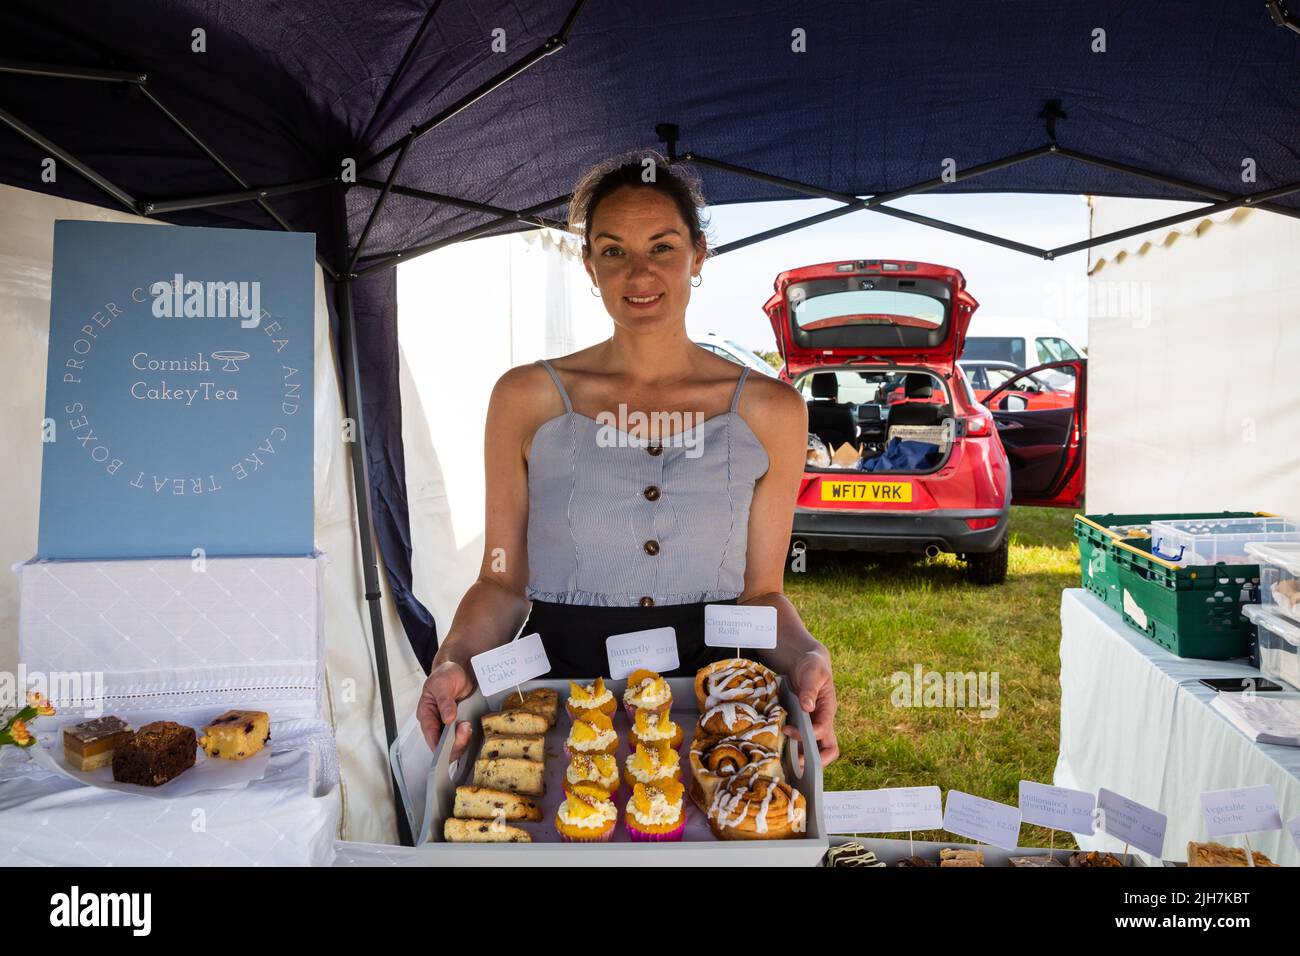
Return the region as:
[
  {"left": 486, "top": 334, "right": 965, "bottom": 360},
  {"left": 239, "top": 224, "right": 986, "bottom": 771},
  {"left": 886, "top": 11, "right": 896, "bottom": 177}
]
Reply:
[{"left": 111, "top": 721, "right": 197, "bottom": 786}]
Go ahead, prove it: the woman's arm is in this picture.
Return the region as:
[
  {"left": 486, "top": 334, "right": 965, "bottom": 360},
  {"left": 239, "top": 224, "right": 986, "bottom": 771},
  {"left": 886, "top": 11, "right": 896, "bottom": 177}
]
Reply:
[
  {"left": 738, "top": 379, "right": 840, "bottom": 766},
  {"left": 415, "top": 365, "right": 545, "bottom": 753}
]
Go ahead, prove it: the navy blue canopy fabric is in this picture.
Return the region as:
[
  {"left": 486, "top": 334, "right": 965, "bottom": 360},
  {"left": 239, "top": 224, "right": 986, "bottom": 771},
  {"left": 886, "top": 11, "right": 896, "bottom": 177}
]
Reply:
[{"left": 3, "top": 0, "right": 1299, "bottom": 669}]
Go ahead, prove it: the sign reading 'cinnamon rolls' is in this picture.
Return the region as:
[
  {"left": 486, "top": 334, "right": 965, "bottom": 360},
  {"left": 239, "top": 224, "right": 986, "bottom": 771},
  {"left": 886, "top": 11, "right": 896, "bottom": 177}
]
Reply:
[{"left": 703, "top": 604, "right": 777, "bottom": 650}]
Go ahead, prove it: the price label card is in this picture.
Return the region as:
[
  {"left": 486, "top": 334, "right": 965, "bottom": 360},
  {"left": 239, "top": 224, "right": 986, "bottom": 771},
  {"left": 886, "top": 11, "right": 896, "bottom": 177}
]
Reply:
[
  {"left": 824, "top": 786, "right": 943, "bottom": 834},
  {"left": 704, "top": 604, "right": 777, "bottom": 650},
  {"left": 1097, "top": 788, "right": 1166, "bottom": 858},
  {"left": 1287, "top": 814, "right": 1300, "bottom": 853},
  {"left": 471, "top": 633, "right": 550, "bottom": 695},
  {"left": 1200, "top": 785, "right": 1282, "bottom": 837},
  {"left": 605, "top": 627, "right": 679, "bottom": 679},
  {"left": 1018, "top": 780, "right": 1097, "bottom": 835},
  {"left": 942, "top": 790, "right": 1022, "bottom": 850}
]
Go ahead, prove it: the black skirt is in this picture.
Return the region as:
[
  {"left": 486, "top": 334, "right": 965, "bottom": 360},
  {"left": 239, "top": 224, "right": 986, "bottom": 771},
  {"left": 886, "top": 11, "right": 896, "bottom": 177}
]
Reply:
[{"left": 522, "top": 598, "right": 760, "bottom": 679}]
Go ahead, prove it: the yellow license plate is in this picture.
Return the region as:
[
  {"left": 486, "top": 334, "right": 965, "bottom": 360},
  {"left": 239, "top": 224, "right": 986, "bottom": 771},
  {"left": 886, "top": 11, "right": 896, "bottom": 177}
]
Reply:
[{"left": 820, "top": 480, "right": 913, "bottom": 503}]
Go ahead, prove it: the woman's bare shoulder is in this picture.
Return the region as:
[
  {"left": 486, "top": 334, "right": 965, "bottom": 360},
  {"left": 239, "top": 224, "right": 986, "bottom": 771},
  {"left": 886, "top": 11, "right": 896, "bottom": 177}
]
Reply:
[
  {"left": 743, "top": 373, "right": 805, "bottom": 421},
  {"left": 490, "top": 361, "right": 565, "bottom": 423},
  {"left": 738, "top": 373, "right": 807, "bottom": 446}
]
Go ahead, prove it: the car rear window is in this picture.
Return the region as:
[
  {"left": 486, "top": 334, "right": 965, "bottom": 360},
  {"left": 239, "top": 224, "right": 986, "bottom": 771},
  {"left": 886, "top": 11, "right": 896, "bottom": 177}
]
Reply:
[
  {"left": 786, "top": 276, "right": 952, "bottom": 351},
  {"left": 962, "top": 336, "right": 1025, "bottom": 367}
]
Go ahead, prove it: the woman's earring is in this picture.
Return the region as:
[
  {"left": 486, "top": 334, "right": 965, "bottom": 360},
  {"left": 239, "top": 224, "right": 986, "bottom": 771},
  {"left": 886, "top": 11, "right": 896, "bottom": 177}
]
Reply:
[
  {"left": 690, "top": 274, "right": 702, "bottom": 288},
  {"left": 590, "top": 285, "right": 601, "bottom": 297}
]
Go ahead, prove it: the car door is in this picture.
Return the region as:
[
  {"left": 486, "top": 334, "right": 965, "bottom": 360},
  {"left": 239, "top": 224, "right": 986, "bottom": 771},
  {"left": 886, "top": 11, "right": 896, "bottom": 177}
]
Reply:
[{"left": 984, "top": 359, "right": 1087, "bottom": 507}]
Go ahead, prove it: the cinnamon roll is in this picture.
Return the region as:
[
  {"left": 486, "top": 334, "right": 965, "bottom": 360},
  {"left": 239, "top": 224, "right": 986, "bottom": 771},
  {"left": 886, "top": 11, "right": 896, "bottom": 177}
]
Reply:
[
  {"left": 695, "top": 658, "right": 779, "bottom": 711},
  {"left": 688, "top": 734, "right": 782, "bottom": 811},
  {"left": 695, "top": 700, "right": 786, "bottom": 752},
  {"left": 706, "top": 765, "right": 806, "bottom": 840}
]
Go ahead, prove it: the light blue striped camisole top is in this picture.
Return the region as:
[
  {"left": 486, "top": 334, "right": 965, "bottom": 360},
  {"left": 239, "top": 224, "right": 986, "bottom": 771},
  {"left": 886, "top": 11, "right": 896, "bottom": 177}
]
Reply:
[{"left": 525, "top": 358, "right": 770, "bottom": 608}]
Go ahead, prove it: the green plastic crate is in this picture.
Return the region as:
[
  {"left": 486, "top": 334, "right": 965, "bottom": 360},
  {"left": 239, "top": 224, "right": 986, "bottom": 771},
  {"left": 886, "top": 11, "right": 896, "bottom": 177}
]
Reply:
[
  {"left": 1073, "top": 514, "right": 1125, "bottom": 611},
  {"left": 1075, "top": 512, "right": 1264, "bottom": 659}
]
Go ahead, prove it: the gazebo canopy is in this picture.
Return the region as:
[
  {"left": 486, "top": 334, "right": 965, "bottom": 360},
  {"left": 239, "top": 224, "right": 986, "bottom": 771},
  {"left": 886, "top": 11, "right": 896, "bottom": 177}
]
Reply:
[{"left": 4, "top": 0, "right": 1299, "bottom": 842}]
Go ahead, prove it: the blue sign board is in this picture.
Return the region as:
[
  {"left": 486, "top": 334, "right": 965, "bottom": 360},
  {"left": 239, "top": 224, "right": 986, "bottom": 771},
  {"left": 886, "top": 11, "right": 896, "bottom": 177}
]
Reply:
[{"left": 38, "top": 220, "right": 315, "bottom": 558}]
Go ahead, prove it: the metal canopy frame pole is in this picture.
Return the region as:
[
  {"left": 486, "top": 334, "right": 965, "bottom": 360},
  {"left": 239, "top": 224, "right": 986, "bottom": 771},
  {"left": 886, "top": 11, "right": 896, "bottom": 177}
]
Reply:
[
  {"left": 346, "top": 0, "right": 590, "bottom": 270},
  {"left": 354, "top": 176, "right": 566, "bottom": 228},
  {"left": 357, "top": 0, "right": 591, "bottom": 176},
  {"left": 142, "top": 175, "right": 340, "bottom": 215},
  {"left": 332, "top": 182, "right": 414, "bottom": 848},
  {"left": 672, "top": 134, "right": 1300, "bottom": 261},
  {"left": 355, "top": 192, "right": 572, "bottom": 277},
  {"left": 688, "top": 145, "right": 1055, "bottom": 256}
]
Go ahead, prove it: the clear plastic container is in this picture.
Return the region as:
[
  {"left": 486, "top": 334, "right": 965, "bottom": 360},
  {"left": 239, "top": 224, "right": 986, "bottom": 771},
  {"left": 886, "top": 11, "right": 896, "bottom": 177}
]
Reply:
[
  {"left": 1149, "top": 516, "right": 1300, "bottom": 566},
  {"left": 1242, "top": 604, "right": 1300, "bottom": 690},
  {"left": 1245, "top": 541, "right": 1300, "bottom": 624}
]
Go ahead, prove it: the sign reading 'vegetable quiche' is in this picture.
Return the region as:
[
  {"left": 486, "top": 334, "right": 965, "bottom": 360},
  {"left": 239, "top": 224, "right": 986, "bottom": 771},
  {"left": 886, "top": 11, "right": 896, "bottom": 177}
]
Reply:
[{"left": 38, "top": 220, "right": 314, "bottom": 559}]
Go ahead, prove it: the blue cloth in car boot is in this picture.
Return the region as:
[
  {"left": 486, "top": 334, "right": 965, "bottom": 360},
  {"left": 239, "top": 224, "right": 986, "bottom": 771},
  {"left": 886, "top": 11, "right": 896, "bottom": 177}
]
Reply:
[{"left": 860, "top": 437, "right": 942, "bottom": 472}]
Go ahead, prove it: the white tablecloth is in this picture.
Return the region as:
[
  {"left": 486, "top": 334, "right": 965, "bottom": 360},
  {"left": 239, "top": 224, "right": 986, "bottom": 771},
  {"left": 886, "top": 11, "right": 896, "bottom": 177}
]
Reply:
[
  {"left": 0, "top": 720, "right": 340, "bottom": 866},
  {"left": 1, "top": 555, "right": 339, "bottom": 866},
  {"left": 1054, "top": 588, "right": 1300, "bottom": 865}
]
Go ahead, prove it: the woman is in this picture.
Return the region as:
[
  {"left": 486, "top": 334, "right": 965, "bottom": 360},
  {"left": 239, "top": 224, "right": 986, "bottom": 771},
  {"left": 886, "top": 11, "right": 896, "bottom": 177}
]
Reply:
[{"left": 416, "top": 150, "right": 839, "bottom": 767}]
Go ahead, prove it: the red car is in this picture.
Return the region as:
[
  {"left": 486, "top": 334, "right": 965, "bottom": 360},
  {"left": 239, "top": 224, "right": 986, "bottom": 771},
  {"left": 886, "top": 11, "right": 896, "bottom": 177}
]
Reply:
[{"left": 765, "top": 259, "right": 1087, "bottom": 583}]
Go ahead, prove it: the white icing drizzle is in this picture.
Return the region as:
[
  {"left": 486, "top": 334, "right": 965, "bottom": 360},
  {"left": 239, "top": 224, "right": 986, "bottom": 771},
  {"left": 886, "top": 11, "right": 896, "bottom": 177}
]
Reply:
[
  {"left": 707, "top": 766, "right": 805, "bottom": 836},
  {"left": 703, "top": 660, "right": 778, "bottom": 709}
]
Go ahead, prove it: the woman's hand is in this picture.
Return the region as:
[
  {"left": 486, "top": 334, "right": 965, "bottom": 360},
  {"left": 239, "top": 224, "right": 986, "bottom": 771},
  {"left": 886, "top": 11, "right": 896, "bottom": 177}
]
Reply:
[
  {"left": 784, "top": 650, "right": 839, "bottom": 768},
  {"left": 416, "top": 660, "right": 475, "bottom": 761}
]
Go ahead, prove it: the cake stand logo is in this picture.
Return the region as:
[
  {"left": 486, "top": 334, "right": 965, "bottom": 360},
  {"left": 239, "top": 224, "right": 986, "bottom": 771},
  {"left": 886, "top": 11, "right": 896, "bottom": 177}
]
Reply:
[
  {"left": 50, "top": 274, "right": 303, "bottom": 497},
  {"left": 594, "top": 403, "right": 705, "bottom": 458},
  {"left": 889, "top": 664, "right": 999, "bottom": 718},
  {"left": 1, "top": 667, "right": 105, "bottom": 718}
]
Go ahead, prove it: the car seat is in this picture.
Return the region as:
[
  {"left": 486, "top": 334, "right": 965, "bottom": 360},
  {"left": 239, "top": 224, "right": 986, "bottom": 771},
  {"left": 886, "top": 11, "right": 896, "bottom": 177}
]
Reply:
[{"left": 807, "top": 372, "right": 858, "bottom": 451}]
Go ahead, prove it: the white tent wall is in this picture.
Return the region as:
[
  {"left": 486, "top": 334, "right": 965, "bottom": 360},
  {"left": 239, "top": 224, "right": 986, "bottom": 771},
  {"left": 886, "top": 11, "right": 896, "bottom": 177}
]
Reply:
[
  {"left": 1085, "top": 197, "right": 1300, "bottom": 517},
  {"left": 0, "top": 182, "right": 424, "bottom": 845},
  {"left": 396, "top": 228, "right": 609, "bottom": 637}
]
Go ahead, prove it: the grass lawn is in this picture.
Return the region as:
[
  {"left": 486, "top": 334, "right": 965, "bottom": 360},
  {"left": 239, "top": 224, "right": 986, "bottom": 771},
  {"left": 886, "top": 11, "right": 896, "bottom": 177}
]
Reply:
[{"left": 785, "top": 506, "right": 1081, "bottom": 849}]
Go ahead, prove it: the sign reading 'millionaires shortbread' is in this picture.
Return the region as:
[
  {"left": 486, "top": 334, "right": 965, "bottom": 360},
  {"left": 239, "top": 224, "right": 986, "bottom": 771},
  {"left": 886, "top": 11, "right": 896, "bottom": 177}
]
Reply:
[{"left": 38, "top": 220, "right": 315, "bottom": 559}]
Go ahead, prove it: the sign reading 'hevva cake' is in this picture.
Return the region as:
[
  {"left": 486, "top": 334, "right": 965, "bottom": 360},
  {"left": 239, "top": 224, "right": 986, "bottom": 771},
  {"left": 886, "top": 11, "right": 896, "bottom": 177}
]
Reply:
[{"left": 38, "top": 220, "right": 315, "bottom": 559}]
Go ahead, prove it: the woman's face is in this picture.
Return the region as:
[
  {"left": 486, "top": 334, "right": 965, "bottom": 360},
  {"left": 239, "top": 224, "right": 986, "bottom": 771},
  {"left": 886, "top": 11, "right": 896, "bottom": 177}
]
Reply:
[{"left": 583, "top": 185, "right": 706, "bottom": 333}]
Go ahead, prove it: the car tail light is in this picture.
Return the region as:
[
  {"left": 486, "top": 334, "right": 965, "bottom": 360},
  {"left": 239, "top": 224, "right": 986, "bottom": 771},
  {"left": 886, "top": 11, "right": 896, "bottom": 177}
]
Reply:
[
  {"left": 965, "top": 517, "right": 1000, "bottom": 531},
  {"left": 963, "top": 412, "right": 993, "bottom": 437}
]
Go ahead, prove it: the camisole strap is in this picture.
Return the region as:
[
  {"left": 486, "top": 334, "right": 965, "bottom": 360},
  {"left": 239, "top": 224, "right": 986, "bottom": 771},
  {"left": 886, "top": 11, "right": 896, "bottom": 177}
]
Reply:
[
  {"left": 535, "top": 358, "right": 572, "bottom": 413},
  {"left": 729, "top": 366, "right": 751, "bottom": 413}
]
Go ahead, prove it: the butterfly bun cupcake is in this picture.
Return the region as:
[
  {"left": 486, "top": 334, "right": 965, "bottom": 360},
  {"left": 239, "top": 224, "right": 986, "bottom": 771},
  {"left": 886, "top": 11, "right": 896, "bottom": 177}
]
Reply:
[
  {"left": 630, "top": 707, "right": 684, "bottom": 750},
  {"left": 623, "top": 741, "right": 681, "bottom": 789},
  {"left": 622, "top": 669, "right": 672, "bottom": 721},
  {"left": 555, "top": 783, "right": 617, "bottom": 842},
  {"left": 565, "top": 709, "right": 618, "bottom": 757},
  {"left": 567, "top": 677, "right": 617, "bottom": 721},
  {"left": 625, "top": 779, "right": 686, "bottom": 842},
  {"left": 564, "top": 752, "right": 620, "bottom": 797}
]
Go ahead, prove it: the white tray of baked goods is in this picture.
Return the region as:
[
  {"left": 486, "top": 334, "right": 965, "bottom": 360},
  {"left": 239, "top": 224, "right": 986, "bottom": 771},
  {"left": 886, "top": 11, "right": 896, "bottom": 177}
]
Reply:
[{"left": 410, "top": 661, "right": 828, "bottom": 865}]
